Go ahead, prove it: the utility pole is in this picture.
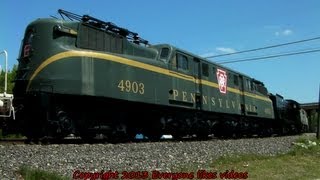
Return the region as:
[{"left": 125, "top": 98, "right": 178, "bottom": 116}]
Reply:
[
  {"left": 317, "top": 84, "right": 320, "bottom": 139},
  {"left": 0, "top": 50, "right": 7, "bottom": 94}
]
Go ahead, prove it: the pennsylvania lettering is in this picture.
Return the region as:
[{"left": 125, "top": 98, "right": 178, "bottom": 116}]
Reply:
[{"left": 170, "top": 89, "right": 257, "bottom": 113}]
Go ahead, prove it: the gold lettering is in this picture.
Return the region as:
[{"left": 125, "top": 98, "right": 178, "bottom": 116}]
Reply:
[
  {"left": 211, "top": 97, "right": 216, "bottom": 106},
  {"left": 139, "top": 83, "right": 145, "bottom": 94},
  {"left": 170, "top": 89, "right": 266, "bottom": 114},
  {"left": 218, "top": 99, "right": 223, "bottom": 108},
  {"left": 232, "top": 101, "right": 236, "bottom": 109},
  {"left": 182, "top": 91, "right": 187, "bottom": 102},
  {"left": 245, "top": 104, "right": 249, "bottom": 111},
  {"left": 190, "top": 93, "right": 195, "bottom": 103},
  {"left": 173, "top": 89, "right": 179, "bottom": 100},
  {"left": 118, "top": 80, "right": 145, "bottom": 94},
  {"left": 202, "top": 95, "right": 208, "bottom": 104}
]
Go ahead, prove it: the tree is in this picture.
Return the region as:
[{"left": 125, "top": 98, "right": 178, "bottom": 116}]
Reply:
[
  {"left": 0, "top": 64, "right": 17, "bottom": 94},
  {"left": 310, "top": 110, "right": 319, "bottom": 133}
]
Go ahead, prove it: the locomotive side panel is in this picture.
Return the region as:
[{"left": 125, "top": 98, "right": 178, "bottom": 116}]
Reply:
[{"left": 20, "top": 17, "right": 274, "bottom": 120}]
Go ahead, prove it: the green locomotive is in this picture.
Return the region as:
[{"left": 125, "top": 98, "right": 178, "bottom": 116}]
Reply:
[{"left": 13, "top": 9, "right": 290, "bottom": 141}]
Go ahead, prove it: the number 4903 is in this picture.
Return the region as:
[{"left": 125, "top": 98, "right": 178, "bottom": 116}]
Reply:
[{"left": 118, "top": 80, "right": 145, "bottom": 94}]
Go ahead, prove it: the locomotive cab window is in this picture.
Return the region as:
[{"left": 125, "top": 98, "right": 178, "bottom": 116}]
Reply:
[
  {"left": 160, "top": 47, "right": 170, "bottom": 60},
  {"left": 176, "top": 53, "right": 188, "bottom": 70},
  {"left": 202, "top": 63, "right": 209, "bottom": 77},
  {"left": 257, "top": 84, "right": 268, "bottom": 95}
]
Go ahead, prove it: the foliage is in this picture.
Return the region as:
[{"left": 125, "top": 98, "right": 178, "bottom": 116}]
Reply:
[
  {"left": 176, "top": 137, "right": 320, "bottom": 180},
  {"left": 309, "top": 111, "right": 319, "bottom": 133},
  {"left": 289, "top": 137, "right": 320, "bottom": 155},
  {"left": 18, "top": 166, "right": 69, "bottom": 180},
  {"left": 0, "top": 132, "right": 23, "bottom": 139},
  {"left": 0, "top": 64, "right": 17, "bottom": 94}
]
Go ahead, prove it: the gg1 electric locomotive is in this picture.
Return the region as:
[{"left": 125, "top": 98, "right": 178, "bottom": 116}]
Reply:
[{"left": 12, "top": 9, "right": 308, "bottom": 141}]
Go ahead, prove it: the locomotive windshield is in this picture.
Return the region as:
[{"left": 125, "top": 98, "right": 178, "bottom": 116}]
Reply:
[{"left": 22, "top": 29, "right": 34, "bottom": 58}]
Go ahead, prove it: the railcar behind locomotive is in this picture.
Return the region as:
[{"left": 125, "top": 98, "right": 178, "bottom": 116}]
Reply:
[{"left": 12, "top": 9, "right": 307, "bottom": 141}]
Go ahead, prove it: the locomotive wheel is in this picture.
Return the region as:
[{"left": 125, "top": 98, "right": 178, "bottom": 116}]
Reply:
[
  {"left": 194, "top": 119, "right": 211, "bottom": 139},
  {"left": 24, "top": 108, "right": 48, "bottom": 143},
  {"left": 143, "top": 116, "right": 162, "bottom": 141},
  {"left": 80, "top": 133, "right": 96, "bottom": 142},
  {"left": 109, "top": 123, "right": 131, "bottom": 143},
  {"left": 144, "top": 122, "right": 162, "bottom": 140}
]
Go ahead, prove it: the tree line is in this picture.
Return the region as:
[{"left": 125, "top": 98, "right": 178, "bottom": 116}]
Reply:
[{"left": 0, "top": 64, "right": 17, "bottom": 94}]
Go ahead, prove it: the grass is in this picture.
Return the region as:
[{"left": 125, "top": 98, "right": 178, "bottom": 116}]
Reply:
[
  {"left": 176, "top": 137, "right": 320, "bottom": 180},
  {"left": 0, "top": 128, "right": 24, "bottom": 139},
  {"left": 18, "top": 166, "right": 69, "bottom": 180},
  {"left": 210, "top": 149, "right": 320, "bottom": 179}
]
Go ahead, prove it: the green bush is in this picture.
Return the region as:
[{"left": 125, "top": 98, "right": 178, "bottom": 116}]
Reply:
[{"left": 18, "top": 166, "right": 69, "bottom": 180}]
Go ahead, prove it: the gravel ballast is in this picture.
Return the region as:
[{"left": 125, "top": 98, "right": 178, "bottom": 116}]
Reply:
[{"left": 0, "top": 135, "right": 309, "bottom": 179}]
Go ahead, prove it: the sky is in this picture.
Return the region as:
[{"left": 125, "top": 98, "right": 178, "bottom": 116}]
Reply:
[{"left": 0, "top": 0, "right": 319, "bottom": 103}]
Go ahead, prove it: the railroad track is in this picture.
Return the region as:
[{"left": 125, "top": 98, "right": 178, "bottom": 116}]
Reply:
[
  {"left": 0, "top": 138, "right": 26, "bottom": 145},
  {"left": 0, "top": 137, "right": 87, "bottom": 145},
  {"left": 0, "top": 135, "right": 219, "bottom": 145},
  {"left": 1, "top": 133, "right": 308, "bottom": 145}
]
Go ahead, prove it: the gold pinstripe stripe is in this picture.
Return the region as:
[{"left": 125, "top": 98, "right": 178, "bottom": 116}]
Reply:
[{"left": 27, "top": 50, "right": 271, "bottom": 102}]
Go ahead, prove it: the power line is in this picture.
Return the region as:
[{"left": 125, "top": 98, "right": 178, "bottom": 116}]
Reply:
[
  {"left": 217, "top": 48, "right": 320, "bottom": 64},
  {"left": 216, "top": 47, "right": 320, "bottom": 63},
  {"left": 204, "top": 36, "right": 320, "bottom": 58}
]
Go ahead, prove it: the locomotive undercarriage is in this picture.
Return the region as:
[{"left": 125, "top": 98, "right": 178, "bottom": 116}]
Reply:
[{"left": 15, "top": 92, "right": 282, "bottom": 143}]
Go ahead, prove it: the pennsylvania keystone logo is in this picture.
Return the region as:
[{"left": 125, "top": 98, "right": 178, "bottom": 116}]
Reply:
[{"left": 216, "top": 69, "right": 227, "bottom": 94}]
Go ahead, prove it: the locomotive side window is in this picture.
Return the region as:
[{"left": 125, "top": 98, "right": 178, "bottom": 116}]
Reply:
[
  {"left": 202, "top": 63, "right": 209, "bottom": 77},
  {"left": 233, "top": 75, "right": 239, "bottom": 86},
  {"left": 160, "top": 48, "right": 169, "bottom": 59},
  {"left": 176, "top": 54, "right": 188, "bottom": 70},
  {"left": 252, "top": 83, "right": 257, "bottom": 91},
  {"left": 212, "top": 67, "right": 218, "bottom": 82},
  {"left": 246, "top": 79, "right": 251, "bottom": 91},
  {"left": 246, "top": 79, "right": 256, "bottom": 92}
]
